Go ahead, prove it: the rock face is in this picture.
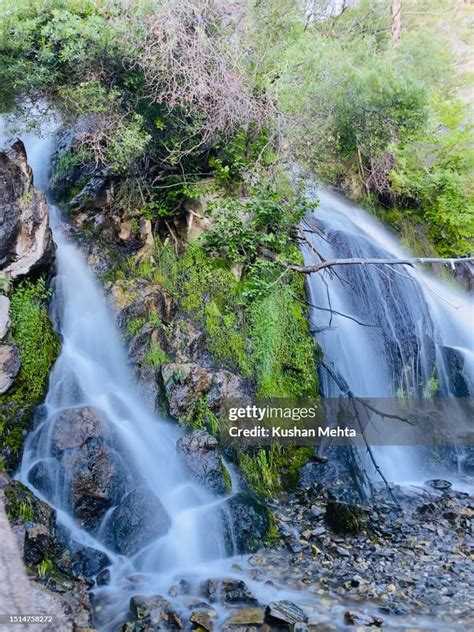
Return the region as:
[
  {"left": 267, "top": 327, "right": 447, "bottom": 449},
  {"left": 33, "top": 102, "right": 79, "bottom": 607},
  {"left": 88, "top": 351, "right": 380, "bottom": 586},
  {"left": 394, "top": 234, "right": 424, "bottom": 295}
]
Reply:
[
  {"left": 176, "top": 430, "right": 229, "bottom": 495},
  {"left": 0, "top": 141, "right": 53, "bottom": 279},
  {"left": 0, "top": 344, "right": 21, "bottom": 393}
]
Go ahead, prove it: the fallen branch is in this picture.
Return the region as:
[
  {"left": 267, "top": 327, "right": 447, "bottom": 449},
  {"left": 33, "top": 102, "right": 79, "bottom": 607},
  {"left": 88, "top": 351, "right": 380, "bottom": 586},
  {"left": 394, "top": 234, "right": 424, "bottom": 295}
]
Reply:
[{"left": 289, "top": 256, "right": 474, "bottom": 275}]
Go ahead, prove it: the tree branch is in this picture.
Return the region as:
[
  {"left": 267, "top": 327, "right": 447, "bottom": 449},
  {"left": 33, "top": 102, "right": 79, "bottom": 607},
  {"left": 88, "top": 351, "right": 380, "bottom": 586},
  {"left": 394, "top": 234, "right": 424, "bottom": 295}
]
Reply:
[{"left": 289, "top": 257, "right": 474, "bottom": 275}]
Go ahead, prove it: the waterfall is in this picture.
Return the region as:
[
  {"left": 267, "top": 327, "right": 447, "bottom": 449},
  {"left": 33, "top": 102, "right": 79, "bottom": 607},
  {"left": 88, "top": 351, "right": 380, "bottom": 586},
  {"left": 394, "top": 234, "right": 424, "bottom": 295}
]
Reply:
[
  {"left": 14, "top": 128, "right": 236, "bottom": 630},
  {"left": 303, "top": 187, "right": 474, "bottom": 485}
]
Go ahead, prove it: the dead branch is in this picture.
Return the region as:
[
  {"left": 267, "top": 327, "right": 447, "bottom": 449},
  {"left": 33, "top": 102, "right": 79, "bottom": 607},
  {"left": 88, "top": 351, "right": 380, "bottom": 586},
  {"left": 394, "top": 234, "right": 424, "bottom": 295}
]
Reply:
[{"left": 290, "top": 256, "right": 474, "bottom": 275}]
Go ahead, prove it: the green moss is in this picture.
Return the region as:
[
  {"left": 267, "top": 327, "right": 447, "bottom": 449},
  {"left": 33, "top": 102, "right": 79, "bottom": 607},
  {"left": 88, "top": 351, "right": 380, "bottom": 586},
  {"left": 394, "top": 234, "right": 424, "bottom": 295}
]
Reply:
[
  {"left": 0, "top": 279, "right": 59, "bottom": 470},
  {"left": 221, "top": 462, "right": 232, "bottom": 493},
  {"left": 143, "top": 342, "right": 168, "bottom": 367}
]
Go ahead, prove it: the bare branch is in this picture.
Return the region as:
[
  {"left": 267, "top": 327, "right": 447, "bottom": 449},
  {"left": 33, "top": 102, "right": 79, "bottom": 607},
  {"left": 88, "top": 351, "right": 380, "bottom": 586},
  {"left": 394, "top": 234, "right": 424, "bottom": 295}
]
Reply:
[{"left": 289, "top": 257, "right": 474, "bottom": 274}]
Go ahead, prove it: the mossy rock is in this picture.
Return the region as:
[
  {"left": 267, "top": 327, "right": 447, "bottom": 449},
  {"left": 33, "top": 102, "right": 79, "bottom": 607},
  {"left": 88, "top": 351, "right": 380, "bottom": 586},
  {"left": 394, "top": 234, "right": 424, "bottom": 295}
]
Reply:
[{"left": 325, "top": 500, "right": 367, "bottom": 534}]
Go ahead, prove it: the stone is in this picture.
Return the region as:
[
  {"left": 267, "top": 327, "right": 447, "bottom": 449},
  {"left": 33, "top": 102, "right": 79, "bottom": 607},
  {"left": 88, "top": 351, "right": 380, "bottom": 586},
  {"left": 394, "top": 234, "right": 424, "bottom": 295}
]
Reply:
[
  {"left": 265, "top": 601, "right": 308, "bottom": 625},
  {"left": 221, "top": 492, "right": 272, "bottom": 554},
  {"left": 24, "top": 523, "right": 52, "bottom": 566},
  {"left": 207, "top": 370, "right": 249, "bottom": 414},
  {"left": 176, "top": 430, "right": 229, "bottom": 495},
  {"left": 0, "top": 294, "right": 10, "bottom": 339},
  {"left": 28, "top": 459, "right": 63, "bottom": 500},
  {"left": 0, "top": 141, "right": 53, "bottom": 279},
  {"left": 129, "top": 594, "right": 171, "bottom": 621},
  {"left": 95, "top": 568, "right": 110, "bottom": 586},
  {"left": 63, "top": 440, "right": 129, "bottom": 532},
  {"left": 189, "top": 609, "right": 216, "bottom": 630},
  {"left": 105, "top": 486, "right": 170, "bottom": 556},
  {"left": 325, "top": 500, "right": 367, "bottom": 534},
  {"left": 201, "top": 578, "right": 257, "bottom": 605},
  {"left": 343, "top": 610, "right": 383, "bottom": 627},
  {"left": 70, "top": 546, "right": 110, "bottom": 579},
  {"left": 51, "top": 406, "right": 109, "bottom": 453},
  {"left": 224, "top": 608, "right": 265, "bottom": 625},
  {"left": 425, "top": 479, "right": 452, "bottom": 491},
  {"left": 161, "top": 362, "right": 213, "bottom": 418},
  {"left": 0, "top": 344, "right": 21, "bottom": 393}
]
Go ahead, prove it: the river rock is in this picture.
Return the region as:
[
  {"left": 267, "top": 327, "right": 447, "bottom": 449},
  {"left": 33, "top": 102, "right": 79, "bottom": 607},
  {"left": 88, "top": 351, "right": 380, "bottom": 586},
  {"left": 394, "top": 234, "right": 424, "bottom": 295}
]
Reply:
[
  {"left": 28, "top": 458, "right": 63, "bottom": 500},
  {"left": 200, "top": 578, "right": 257, "bottom": 605},
  {"left": 0, "top": 140, "right": 53, "bottom": 279},
  {"left": 0, "top": 295, "right": 10, "bottom": 339},
  {"left": 70, "top": 545, "right": 110, "bottom": 579},
  {"left": 162, "top": 362, "right": 213, "bottom": 418},
  {"left": 265, "top": 601, "right": 308, "bottom": 625},
  {"left": 189, "top": 609, "right": 216, "bottom": 631},
  {"left": 0, "top": 344, "right": 21, "bottom": 393},
  {"left": 129, "top": 594, "right": 171, "bottom": 620},
  {"left": 105, "top": 486, "right": 170, "bottom": 556},
  {"left": 221, "top": 492, "right": 272, "bottom": 553},
  {"left": 176, "top": 430, "right": 229, "bottom": 495}
]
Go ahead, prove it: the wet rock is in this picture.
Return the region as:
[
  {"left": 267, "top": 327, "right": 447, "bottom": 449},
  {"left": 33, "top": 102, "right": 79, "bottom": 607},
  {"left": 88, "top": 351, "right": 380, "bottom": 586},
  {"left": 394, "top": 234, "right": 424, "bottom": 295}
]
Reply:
[
  {"left": 222, "top": 492, "right": 272, "bottom": 553},
  {"left": 0, "top": 344, "right": 21, "bottom": 393},
  {"left": 71, "top": 546, "right": 110, "bottom": 579},
  {"left": 201, "top": 578, "right": 257, "bottom": 605},
  {"left": 28, "top": 458, "right": 63, "bottom": 500},
  {"left": 106, "top": 486, "right": 170, "bottom": 556},
  {"left": 95, "top": 568, "right": 110, "bottom": 586},
  {"left": 0, "top": 141, "right": 53, "bottom": 279},
  {"left": 265, "top": 601, "right": 308, "bottom": 625},
  {"left": 51, "top": 406, "right": 108, "bottom": 453},
  {"left": 24, "top": 523, "right": 52, "bottom": 566},
  {"left": 176, "top": 430, "right": 229, "bottom": 495},
  {"left": 343, "top": 610, "right": 383, "bottom": 627},
  {"left": 162, "top": 362, "right": 213, "bottom": 418},
  {"left": 189, "top": 609, "right": 215, "bottom": 630},
  {"left": 224, "top": 608, "right": 265, "bottom": 625},
  {"left": 129, "top": 594, "right": 171, "bottom": 620},
  {"left": 63, "top": 440, "right": 129, "bottom": 531},
  {"left": 425, "top": 479, "right": 452, "bottom": 491},
  {"left": 0, "top": 294, "right": 10, "bottom": 339},
  {"left": 325, "top": 500, "right": 367, "bottom": 534}
]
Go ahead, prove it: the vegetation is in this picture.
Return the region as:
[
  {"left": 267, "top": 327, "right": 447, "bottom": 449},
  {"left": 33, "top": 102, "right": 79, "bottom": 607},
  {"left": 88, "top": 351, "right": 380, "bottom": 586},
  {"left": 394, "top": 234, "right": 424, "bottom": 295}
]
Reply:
[
  {"left": 0, "top": 0, "right": 472, "bottom": 494},
  {"left": 0, "top": 279, "right": 59, "bottom": 468}
]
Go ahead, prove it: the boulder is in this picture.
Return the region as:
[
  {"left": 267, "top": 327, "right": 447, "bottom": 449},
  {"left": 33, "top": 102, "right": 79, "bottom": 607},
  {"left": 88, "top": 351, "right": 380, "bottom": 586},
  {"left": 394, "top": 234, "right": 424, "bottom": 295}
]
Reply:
[
  {"left": 62, "top": 440, "right": 129, "bottom": 532},
  {"left": 70, "top": 545, "right": 110, "bottom": 579},
  {"left": 189, "top": 609, "right": 215, "bottom": 631},
  {"left": 224, "top": 607, "right": 264, "bottom": 626},
  {"left": 51, "top": 406, "right": 108, "bottom": 453},
  {"left": 0, "top": 294, "right": 10, "bottom": 339},
  {"left": 28, "top": 458, "right": 64, "bottom": 500},
  {"left": 200, "top": 578, "right": 257, "bottom": 605},
  {"left": 221, "top": 492, "right": 272, "bottom": 554},
  {"left": 176, "top": 430, "right": 229, "bottom": 495},
  {"left": 161, "top": 363, "right": 213, "bottom": 418},
  {"left": 0, "top": 141, "right": 53, "bottom": 279},
  {"left": 105, "top": 486, "right": 170, "bottom": 556},
  {"left": 0, "top": 344, "right": 21, "bottom": 393}
]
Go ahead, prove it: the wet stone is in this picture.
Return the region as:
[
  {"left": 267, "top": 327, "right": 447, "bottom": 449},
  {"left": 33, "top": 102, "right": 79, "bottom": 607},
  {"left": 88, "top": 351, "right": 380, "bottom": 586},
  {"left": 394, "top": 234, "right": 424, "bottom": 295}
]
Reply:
[{"left": 265, "top": 601, "right": 308, "bottom": 625}]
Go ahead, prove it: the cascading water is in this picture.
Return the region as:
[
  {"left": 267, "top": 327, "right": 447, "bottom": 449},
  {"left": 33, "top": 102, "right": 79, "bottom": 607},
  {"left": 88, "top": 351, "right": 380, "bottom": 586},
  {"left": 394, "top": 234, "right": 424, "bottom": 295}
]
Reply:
[
  {"left": 12, "top": 128, "right": 238, "bottom": 630},
  {"left": 302, "top": 187, "right": 474, "bottom": 485}
]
